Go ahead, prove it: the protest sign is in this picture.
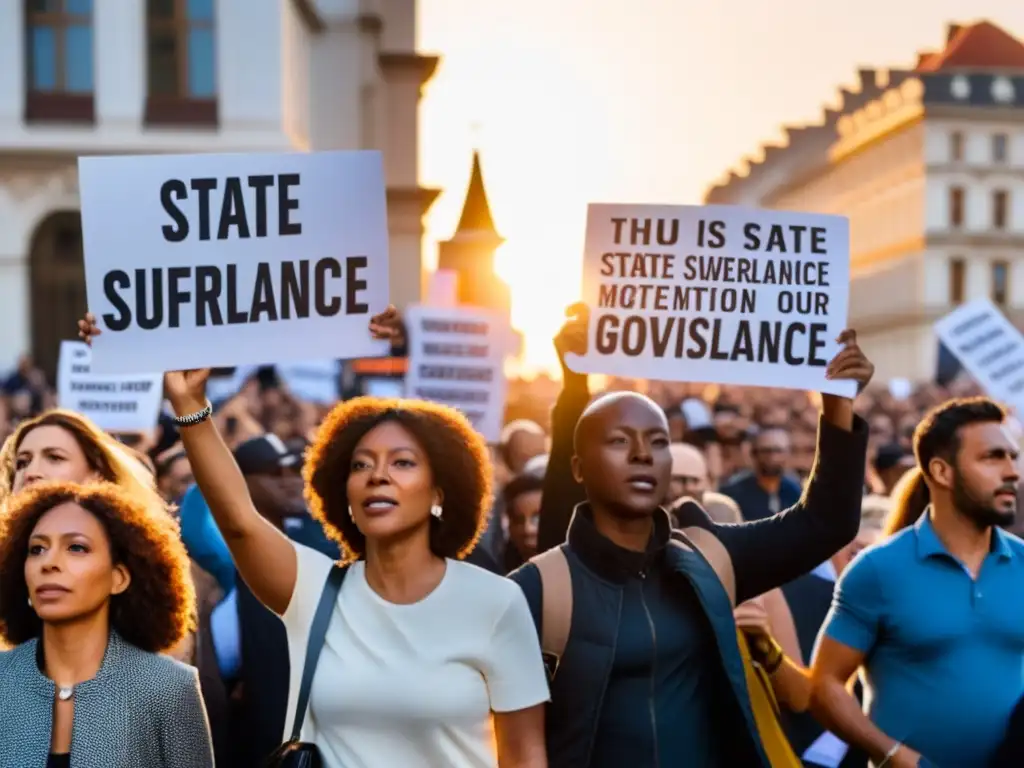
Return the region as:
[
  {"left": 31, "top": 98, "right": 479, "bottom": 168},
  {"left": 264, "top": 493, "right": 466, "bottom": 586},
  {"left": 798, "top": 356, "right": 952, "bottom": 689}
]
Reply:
[
  {"left": 57, "top": 341, "right": 163, "bottom": 432},
  {"left": 564, "top": 204, "right": 855, "bottom": 397},
  {"left": 78, "top": 150, "right": 391, "bottom": 374},
  {"left": 404, "top": 304, "right": 509, "bottom": 442},
  {"left": 934, "top": 298, "right": 1024, "bottom": 411}
]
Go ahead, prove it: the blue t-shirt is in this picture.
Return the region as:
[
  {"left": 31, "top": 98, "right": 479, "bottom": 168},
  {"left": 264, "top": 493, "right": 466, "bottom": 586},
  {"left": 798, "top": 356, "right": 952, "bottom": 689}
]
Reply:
[
  {"left": 822, "top": 513, "right": 1024, "bottom": 766},
  {"left": 178, "top": 483, "right": 235, "bottom": 593},
  {"left": 179, "top": 483, "right": 339, "bottom": 594}
]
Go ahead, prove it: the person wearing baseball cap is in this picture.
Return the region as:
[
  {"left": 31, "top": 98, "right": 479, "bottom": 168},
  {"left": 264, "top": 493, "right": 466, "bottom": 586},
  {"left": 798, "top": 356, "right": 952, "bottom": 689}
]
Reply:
[{"left": 233, "top": 434, "right": 305, "bottom": 523}]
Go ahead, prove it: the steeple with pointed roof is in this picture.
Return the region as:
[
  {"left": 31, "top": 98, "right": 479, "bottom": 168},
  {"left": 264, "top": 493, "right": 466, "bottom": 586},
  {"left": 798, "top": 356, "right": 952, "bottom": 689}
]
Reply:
[
  {"left": 436, "top": 151, "right": 510, "bottom": 315},
  {"left": 449, "top": 151, "right": 504, "bottom": 244}
]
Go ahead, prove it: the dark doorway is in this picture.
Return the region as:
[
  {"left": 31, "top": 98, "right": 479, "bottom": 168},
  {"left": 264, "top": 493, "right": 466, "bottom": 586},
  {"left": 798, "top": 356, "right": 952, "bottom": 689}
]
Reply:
[{"left": 30, "top": 210, "right": 87, "bottom": 383}]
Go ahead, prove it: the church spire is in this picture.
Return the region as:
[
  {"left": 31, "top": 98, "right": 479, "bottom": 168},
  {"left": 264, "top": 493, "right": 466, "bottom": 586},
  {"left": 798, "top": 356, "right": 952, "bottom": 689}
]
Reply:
[{"left": 454, "top": 151, "right": 501, "bottom": 239}]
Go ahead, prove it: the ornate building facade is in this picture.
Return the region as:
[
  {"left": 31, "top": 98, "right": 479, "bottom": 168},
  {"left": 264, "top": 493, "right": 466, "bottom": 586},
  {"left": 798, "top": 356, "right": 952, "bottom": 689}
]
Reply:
[
  {"left": 0, "top": 0, "right": 439, "bottom": 378},
  {"left": 705, "top": 21, "right": 1024, "bottom": 381}
]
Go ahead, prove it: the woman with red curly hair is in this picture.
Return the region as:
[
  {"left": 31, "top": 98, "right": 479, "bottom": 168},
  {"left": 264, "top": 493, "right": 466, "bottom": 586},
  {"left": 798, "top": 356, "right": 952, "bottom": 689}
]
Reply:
[
  {"left": 78, "top": 309, "right": 549, "bottom": 768},
  {"left": 0, "top": 481, "right": 214, "bottom": 767}
]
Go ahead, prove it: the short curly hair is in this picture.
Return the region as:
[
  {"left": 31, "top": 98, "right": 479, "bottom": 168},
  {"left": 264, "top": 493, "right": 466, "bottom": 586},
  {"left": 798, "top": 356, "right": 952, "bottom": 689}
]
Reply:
[
  {"left": 304, "top": 397, "right": 493, "bottom": 562},
  {"left": 0, "top": 480, "right": 195, "bottom": 653}
]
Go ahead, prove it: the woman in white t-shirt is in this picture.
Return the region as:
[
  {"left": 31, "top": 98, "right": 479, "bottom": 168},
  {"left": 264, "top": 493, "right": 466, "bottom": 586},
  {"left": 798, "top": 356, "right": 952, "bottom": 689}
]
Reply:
[{"left": 78, "top": 308, "right": 550, "bottom": 768}]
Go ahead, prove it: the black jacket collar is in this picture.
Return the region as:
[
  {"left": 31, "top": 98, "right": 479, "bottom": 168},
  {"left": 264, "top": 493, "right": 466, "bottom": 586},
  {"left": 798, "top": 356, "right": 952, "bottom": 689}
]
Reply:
[{"left": 565, "top": 502, "right": 671, "bottom": 584}]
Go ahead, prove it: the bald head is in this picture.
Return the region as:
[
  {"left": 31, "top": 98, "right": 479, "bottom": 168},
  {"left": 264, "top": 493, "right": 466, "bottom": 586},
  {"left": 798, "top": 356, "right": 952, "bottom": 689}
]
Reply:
[
  {"left": 670, "top": 443, "right": 706, "bottom": 477},
  {"left": 574, "top": 392, "right": 668, "bottom": 453},
  {"left": 668, "top": 442, "right": 709, "bottom": 504},
  {"left": 571, "top": 391, "right": 673, "bottom": 519},
  {"left": 501, "top": 418, "right": 546, "bottom": 473}
]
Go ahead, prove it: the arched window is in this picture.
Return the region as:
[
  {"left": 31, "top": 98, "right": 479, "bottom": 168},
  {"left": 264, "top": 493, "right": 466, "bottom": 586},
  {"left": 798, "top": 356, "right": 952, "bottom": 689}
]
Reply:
[
  {"left": 29, "top": 211, "right": 88, "bottom": 383},
  {"left": 145, "top": 0, "right": 217, "bottom": 126},
  {"left": 24, "top": 0, "right": 95, "bottom": 123}
]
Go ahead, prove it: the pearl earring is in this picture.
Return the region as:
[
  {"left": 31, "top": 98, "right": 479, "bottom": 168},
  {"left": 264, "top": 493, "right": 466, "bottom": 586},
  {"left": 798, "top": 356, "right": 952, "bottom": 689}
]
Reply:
[
  {"left": 27, "top": 597, "right": 32, "bottom": 608},
  {"left": 348, "top": 505, "right": 354, "bottom": 519},
  {"left": 430, "top": 504, "right": 443, "bottom": 520}
]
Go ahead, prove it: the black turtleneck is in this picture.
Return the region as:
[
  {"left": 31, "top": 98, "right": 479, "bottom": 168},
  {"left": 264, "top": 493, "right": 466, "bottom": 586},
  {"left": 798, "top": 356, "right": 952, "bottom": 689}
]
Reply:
[{"left": 573, "top": 507, "right": 723, "bottom": 767}]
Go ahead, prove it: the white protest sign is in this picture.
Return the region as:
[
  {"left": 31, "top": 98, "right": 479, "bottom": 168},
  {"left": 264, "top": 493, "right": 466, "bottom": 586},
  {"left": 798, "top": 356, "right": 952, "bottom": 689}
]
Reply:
[
  {"left": 566, "top": 204, "right": 855, "bottom": 397},
  {"left": 404, "top": 304, "right": 509, "bottom": 442},
  {"left": 57, "top": 341, "right": 163, "bottom": 432},
  {"left": 934, "top": 298, "right": 1024, "bottom": 411},
  {"left": 277, "top": 360, "right": 340, "bottom": 404},
  {"left": 78, "top": 150, "right": 391, "bottom": 374}
]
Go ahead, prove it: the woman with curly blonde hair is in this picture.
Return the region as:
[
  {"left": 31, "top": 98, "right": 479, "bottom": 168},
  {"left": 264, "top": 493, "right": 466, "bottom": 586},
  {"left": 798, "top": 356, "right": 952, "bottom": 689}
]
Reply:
[{"left": 0, "top": 481, "right": 213, "bottom": 767}]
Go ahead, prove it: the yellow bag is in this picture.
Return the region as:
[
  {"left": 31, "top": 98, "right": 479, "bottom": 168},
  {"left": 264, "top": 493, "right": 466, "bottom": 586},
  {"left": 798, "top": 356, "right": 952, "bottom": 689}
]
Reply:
[{"left": 737, "top": 630, "right": 802, "bottom": 767}]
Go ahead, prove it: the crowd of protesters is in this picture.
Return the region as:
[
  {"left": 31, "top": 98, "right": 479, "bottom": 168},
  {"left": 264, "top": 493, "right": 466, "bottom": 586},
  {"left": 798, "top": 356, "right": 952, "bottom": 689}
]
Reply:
[{"left": 0, "top": 305, "right": 1022, "bottom": 767}]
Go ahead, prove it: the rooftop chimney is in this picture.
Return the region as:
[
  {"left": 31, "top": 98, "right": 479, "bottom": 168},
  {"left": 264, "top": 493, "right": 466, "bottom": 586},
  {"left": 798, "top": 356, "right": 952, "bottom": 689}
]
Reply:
[
  {"left": 947, "top": 23, "right": 963, "bottom": 44},
  {"left": 858, "top": 68, "right": 876, "bottom": 90}
]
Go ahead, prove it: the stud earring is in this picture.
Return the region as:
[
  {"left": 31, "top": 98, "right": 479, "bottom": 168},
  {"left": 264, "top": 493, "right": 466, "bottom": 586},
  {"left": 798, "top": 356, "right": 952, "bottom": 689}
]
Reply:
[{"left": 430, "top": 504, "right": 443, "bottom": 520}]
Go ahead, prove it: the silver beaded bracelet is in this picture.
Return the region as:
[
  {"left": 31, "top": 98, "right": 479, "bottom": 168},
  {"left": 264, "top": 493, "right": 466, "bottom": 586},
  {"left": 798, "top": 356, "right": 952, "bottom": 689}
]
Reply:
[{"left": 172, "top": 400, "right": 213, "bottom": 428}]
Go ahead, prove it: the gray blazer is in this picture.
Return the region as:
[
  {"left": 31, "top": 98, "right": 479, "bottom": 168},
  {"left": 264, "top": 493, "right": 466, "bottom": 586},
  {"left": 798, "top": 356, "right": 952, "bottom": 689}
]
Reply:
[{"left": 0, "top": 631, "right": 215, "bottom": 768}]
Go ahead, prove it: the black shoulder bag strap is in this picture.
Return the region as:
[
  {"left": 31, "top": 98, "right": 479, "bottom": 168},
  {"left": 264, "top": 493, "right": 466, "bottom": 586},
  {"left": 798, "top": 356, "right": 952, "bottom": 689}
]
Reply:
[{"left": 288, "top": 565, "right": 347, "bottom": 742}]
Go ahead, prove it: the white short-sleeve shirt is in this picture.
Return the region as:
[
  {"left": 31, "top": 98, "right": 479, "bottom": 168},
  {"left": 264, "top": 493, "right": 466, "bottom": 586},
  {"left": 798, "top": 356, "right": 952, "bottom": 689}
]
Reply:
[{"left": 281, "top": 541, "right": 549, "bottom": 768}]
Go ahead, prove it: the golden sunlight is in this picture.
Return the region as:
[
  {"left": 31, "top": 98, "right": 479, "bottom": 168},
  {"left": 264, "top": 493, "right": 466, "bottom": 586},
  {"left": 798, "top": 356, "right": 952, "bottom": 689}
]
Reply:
[{"left": 494, "top": 240, "right": 580, "bottom": 377}]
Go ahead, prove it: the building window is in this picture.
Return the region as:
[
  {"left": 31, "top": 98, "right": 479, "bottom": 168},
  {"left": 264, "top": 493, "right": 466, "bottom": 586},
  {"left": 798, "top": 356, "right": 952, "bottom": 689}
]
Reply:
[
  {"left": 949, "top": 257, "right": 965, "bottom": 304},
  {"left": 145, "top": 0, "right": 217, "bottom": 126},
  {"left": 992, "top": 261, "right": 1010, "bottom": 306},
  {"left": 23, "top": 0, "right": 95, "bottom": 123},
  {"left": 993, "top": 133, "right": 1009, "bottom": 164},
  {"left": 949, "top": 186, "right": 965, "bottom": 228},
  {"left": 950, "top": 131, "right": 964, "bottom": 162},
  {"left": 993, "top": 190, "right": 1009, "bottom": 230}
]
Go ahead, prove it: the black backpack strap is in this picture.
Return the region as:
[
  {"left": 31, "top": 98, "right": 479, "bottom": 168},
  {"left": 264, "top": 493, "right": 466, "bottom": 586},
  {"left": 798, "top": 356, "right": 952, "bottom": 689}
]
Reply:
[{"left": 289, "top": 565, "right": 347, "bottom": 742}]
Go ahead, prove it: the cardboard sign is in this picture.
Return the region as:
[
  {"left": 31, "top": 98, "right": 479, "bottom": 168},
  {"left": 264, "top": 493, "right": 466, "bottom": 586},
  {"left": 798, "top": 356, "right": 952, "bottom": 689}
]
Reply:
[
  {"left": 566, "top": 203, "right": 855, "bottom": 397},
  {"left": 78, "top": 150, "right": 391, "bottom": 374},
  {"left": 934, "top": 298, "right": 1024, "bottom": 411},
  {"left": 404, "top": 304, "right": 509, "bottom": 442},
  {"left": 57, "top": 341, "right": 163, "bottom": 431}
]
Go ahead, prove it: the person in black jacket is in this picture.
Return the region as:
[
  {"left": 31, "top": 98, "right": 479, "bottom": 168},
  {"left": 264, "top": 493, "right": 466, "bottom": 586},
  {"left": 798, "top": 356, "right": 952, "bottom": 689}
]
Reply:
[{"left": 510, "top": 304, "right": 872, "bottom": 767}]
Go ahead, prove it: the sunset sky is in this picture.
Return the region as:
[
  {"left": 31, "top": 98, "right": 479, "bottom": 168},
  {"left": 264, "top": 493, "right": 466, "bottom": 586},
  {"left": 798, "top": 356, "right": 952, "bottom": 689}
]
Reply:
[{"left": 416, "top": 0, "right": 1024, "bottom": 375}]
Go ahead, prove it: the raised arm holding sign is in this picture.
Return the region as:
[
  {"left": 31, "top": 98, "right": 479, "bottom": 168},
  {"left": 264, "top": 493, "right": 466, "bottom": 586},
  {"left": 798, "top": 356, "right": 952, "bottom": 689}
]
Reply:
[
  {"left": 78, "top": 303, "right": 406, "bottom": 618},
  {"left": 509, "top": 300, "right": 872, "bottom": 765}
]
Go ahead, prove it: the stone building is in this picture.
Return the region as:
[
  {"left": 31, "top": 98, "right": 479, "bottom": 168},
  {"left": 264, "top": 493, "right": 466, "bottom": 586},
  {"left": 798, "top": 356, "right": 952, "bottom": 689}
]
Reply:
[
  {"left": 0, "top": 0, "right": 438, "bottom": 378},
  {"left": 705, "top": 21, "right": 1024, "bottom": 381}
]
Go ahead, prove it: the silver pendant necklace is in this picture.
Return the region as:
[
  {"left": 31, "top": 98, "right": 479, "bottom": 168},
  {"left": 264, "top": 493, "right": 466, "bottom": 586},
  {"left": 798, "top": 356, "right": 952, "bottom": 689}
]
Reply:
[{"left": 57, "top": 686, "right": 74, "bottom": 701}]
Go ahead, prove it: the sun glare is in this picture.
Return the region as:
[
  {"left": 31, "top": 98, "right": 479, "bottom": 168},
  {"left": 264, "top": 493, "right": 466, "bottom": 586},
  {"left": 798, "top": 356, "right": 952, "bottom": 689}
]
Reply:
[{"left": 494, "top": 240, "right": 581, "bottom": 377}]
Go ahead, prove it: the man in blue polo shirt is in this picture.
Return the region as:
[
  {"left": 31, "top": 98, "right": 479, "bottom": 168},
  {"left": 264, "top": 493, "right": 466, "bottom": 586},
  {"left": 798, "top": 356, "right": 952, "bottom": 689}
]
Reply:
[{"left": 811, "top": 397, "right": 1024, "bottom": 767}]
